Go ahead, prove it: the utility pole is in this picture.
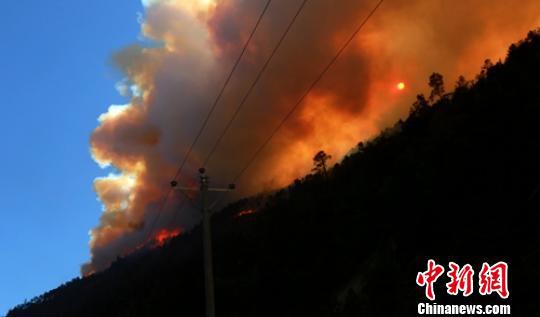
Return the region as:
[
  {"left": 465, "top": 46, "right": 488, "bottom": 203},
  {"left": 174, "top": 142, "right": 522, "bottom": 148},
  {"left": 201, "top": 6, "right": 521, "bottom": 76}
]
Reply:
[{"left": 171, "top": 168, "right": 235, "bottom": 317}]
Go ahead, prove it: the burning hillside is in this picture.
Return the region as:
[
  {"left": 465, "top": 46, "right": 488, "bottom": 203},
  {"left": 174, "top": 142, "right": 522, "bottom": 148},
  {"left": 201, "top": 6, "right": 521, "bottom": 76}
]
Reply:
[{"left": 84, "top": 0, "right": 540, "bottom": 274}]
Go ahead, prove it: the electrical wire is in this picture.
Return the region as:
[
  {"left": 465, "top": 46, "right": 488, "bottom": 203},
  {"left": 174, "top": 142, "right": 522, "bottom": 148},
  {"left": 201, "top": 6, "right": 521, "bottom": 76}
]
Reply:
[
  {"left": 172, "top": 0, "right": 273, "bottom": 182},
  {"left": 230, "top": 0, "right": 384, "bottom": 185},
  {"left": 143, "top": 0, "right": 273, "bottom": 243},
  {"left": 202, "top": 0, "right": 310, "bottom": 168},
  {"left": 158, "top": 0, "right": 384, "bottom": 235}
]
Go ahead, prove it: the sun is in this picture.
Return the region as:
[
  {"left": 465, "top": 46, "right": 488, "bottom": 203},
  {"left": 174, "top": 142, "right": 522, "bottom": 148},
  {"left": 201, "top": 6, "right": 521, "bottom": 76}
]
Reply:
[{"left": 396, "top": 82, "right": 406, "bottom": 91}]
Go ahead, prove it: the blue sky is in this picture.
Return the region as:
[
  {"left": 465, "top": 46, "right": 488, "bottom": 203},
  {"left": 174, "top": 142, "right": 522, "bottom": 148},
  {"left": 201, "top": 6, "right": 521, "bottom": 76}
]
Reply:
[{"left": 0, "top": 1, "right": 143, "bottom": 314}]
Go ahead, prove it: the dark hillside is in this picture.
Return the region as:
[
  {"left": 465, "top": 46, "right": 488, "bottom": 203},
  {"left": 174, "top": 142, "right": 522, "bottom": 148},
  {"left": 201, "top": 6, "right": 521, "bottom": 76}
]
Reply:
[{"left": 8, "top": 29, "right": 540, "bottom": 317}]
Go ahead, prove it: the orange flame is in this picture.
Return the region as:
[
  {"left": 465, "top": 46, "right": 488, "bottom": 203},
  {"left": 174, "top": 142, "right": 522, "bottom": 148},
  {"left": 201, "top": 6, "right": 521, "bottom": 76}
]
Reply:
[
  {"left": 153, "top": 228, "right": 183, "bottom": 247},
  {"left": 235, "top": 209, "right": 257, "bottom": 218}
]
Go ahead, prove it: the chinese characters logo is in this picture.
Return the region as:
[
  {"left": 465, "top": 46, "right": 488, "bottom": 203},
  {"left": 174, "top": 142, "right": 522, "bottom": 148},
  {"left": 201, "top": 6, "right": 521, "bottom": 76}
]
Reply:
[{"left": 416, "top": 259, "right": 509, "bottom": 300}]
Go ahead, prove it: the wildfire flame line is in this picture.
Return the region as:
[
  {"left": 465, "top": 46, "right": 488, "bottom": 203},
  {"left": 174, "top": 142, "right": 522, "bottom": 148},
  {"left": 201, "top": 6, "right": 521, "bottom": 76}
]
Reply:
[{"left": 152, "top": 228, "right": 183, "bottom": 247}]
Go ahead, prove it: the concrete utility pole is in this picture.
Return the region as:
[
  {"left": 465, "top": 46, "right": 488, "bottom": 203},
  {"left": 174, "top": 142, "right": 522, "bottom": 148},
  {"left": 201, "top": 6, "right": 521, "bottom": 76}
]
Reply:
[{"left": 171, "top": 168, "right": 235, "bottom": 317}]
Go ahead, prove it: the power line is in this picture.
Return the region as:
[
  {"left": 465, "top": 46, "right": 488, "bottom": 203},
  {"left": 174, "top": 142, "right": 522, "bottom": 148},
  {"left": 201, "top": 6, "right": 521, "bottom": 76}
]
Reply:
[
  {"left": 230, "top": 0, "right": 384, "bottom": 184},
  {"left": 142, "top": 2, "right": 383, "bottom": 314},
  {"left": 202, "top": 0, "right": 309, "bottom": 168},
  {"left": 162, "top": 0, "right": 309, "bottom": 230},
  {"left": 154, "top": 0, "right": 383, "bottom": 238},
  {"left": 172, "top": 0, "right": 273, "bottom": 182},
  {"left": 143, "top": 0, "right": 273, "bottom": 243},
  {"left": 190, "top": 0, "right": 384, "bottom": 218}
]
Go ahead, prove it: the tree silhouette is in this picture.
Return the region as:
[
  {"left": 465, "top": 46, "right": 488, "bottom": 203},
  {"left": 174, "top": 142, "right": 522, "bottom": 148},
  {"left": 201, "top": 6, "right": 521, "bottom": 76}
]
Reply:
[
  {"left": 410, "top": 94, "right": 429, "bottom": 117},
  {"left": 455, "top": 75, "right": 469, "bottom": 89},
  {"left": 312, "top": 150, "right": 332, "bottom": 178},
  {"left": 477, "top": 59, "right": 494, "bottom": 80},
  {"left": 428, "top": 72, "right": 445, "bottom": 102}
]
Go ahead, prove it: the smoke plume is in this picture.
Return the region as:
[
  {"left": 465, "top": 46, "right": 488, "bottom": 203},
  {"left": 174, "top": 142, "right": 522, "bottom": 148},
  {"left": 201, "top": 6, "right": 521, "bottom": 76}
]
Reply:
[{"left": 83, "top": 0, "right": 540, "bottom": 274}]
